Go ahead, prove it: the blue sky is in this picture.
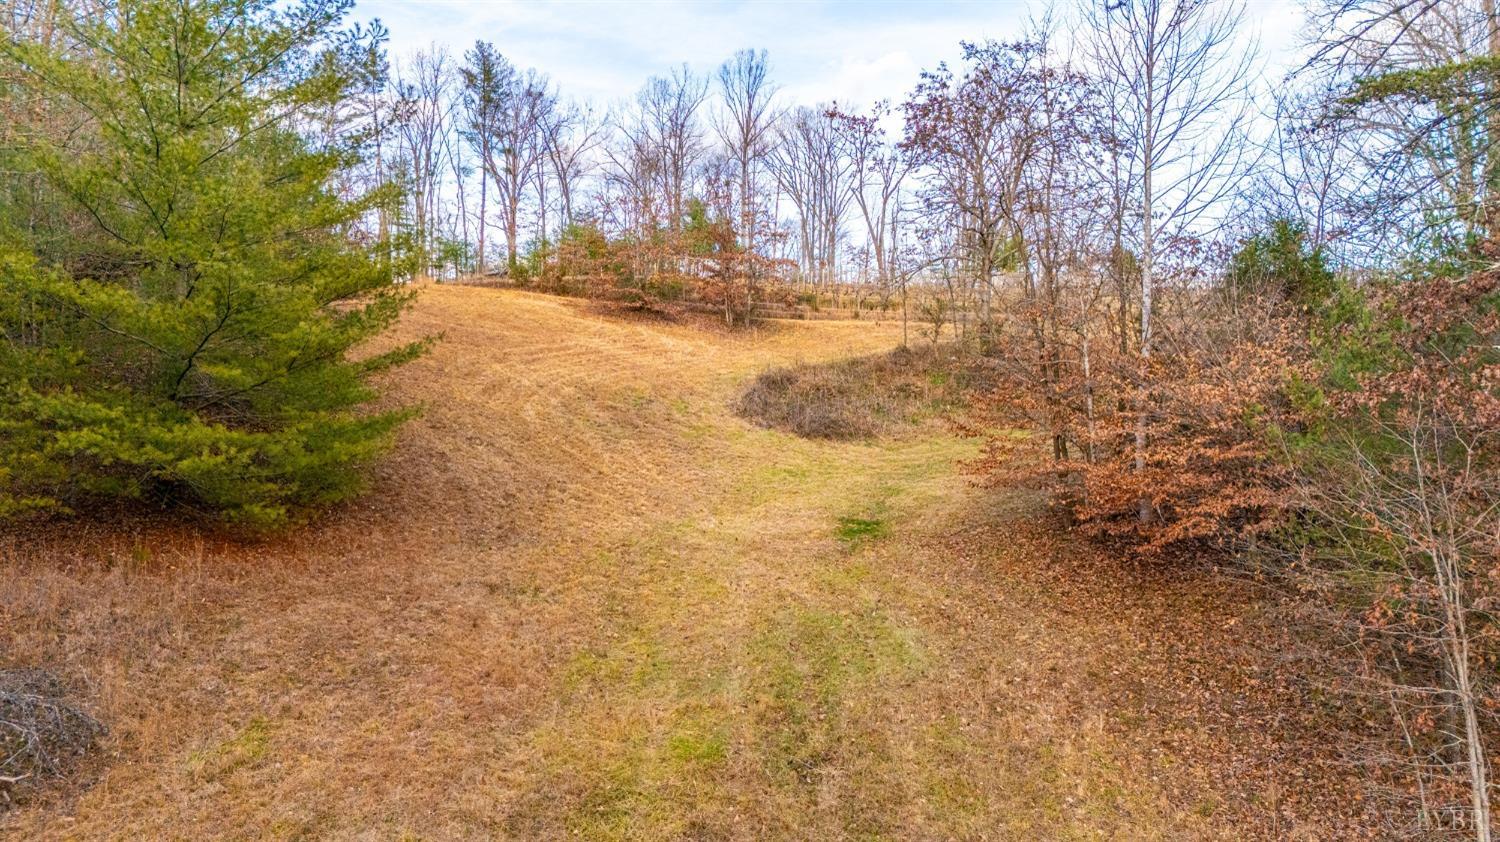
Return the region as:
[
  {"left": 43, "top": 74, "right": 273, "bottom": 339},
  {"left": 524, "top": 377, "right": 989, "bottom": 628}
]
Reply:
[{"left": 359, "top": 0, "right": 1308, "bottom": 112}]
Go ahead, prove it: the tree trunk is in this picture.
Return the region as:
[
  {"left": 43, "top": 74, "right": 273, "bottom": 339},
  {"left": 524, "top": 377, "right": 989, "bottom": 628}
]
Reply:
[
  {"left": 1433, "top": 532, "right": 1493, "bottom": 841},
  {"left": 1485, "top": 0, "right": 1500, "bottom": 240},
  {"left": 506, "top": 184, "right": 519, "bottom": 273},
  {"left": 477, "top": 165, "right": 487, "bottom": 273},
  {"left": 1135, "top": 81, "right": 1156, "bottom": 525},
  {"left": 453, "top": 147, "right": 470, "bottom": 277},
  {"left": 1082, "top": 328, "right": 1096, "bottom": 466}
]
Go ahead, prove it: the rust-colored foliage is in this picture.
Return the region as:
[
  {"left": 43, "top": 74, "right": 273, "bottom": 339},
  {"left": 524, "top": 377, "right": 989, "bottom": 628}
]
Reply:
[
  {"left": 512, "top": 208, "right": 793, "bottom": 324},
  {"left": 968, "top": 289, "right": 1308, "bottom": 556}
]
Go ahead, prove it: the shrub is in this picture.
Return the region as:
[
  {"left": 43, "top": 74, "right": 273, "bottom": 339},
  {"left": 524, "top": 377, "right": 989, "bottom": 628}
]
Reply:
[
  {"left": 1226, "top": 219, "right": 1335, "bottom": 308},
  {"left": 737, "top": 344, "right": 991, "bottom": 439},
  {"left": 0, "top": 668, "right": 105, "bottom": 807}
]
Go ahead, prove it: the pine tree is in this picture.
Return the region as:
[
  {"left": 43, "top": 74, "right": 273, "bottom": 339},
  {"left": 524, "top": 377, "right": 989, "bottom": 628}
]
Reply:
[{"left": 0, "top": 0, "right": 427, "bottom": 527}]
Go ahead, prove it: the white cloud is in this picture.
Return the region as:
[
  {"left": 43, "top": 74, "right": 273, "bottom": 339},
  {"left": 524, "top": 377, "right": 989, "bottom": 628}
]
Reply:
[{"left": 359, "top": 0, "right": 1032, "bottom": 108}]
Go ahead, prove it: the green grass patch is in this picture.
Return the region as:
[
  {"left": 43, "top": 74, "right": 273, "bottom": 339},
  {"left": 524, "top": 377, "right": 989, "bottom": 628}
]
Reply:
[
  {"left": 836, "top": 515, "right": 888, "bottom": 546},
  {"left": 187, "top": 715, "right": 272, "bottom": 781},
  {"left": 667, "top": 726, "right": 728, "bottom": 765}
]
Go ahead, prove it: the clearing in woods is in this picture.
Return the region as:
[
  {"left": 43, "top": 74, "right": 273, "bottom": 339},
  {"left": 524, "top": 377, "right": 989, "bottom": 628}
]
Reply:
[{"left": 2, "top": 285, "right": 1348, "bottom": 838}]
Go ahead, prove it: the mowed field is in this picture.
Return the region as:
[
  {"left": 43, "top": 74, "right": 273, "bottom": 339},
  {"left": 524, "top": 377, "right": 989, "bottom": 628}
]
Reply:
[{"left": 2, "top": 285, "right": 1360, "bottom": 839}]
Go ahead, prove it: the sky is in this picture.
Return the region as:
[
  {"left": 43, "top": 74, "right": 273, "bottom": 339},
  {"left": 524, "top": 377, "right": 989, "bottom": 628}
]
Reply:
[{"left": 358, "top": 0, "right": 1311, "bottom": 113}]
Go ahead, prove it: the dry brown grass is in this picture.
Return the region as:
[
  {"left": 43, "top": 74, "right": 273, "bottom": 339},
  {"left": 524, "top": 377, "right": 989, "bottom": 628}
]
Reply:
[{"left": 0, "top": 284, "right": 1371, "bottom": 839}]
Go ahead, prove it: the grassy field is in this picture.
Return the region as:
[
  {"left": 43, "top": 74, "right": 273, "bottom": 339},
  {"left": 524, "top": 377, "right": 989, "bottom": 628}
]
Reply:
[{"left": 1, "top": 286, "right": 1362, "bottom": 839}]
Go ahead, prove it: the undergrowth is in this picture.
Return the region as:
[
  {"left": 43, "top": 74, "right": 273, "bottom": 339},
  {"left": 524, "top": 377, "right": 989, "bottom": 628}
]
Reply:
[{"left": 736, "top": 344, "right": 994, "bottom": 439}]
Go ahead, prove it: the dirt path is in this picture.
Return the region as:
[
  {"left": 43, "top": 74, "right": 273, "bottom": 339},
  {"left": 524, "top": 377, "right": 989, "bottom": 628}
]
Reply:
[{"left": 2, "top": 287, "right": 1353, "bottom": 839}]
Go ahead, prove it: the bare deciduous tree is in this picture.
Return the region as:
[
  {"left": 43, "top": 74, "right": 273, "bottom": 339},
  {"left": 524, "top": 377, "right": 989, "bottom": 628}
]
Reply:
[
  {"left": 394, "top": 46, "right": 454, "bottom": 276},
  {"left": 832, "top": 102, "right": 913, "bottom": 325},
  {"left": 1305, "top": 0, "right": 1500, "bottom": 261},
  {"left": 1082, "top": 0, "right": 1255, "bottom": 521},
  {"left": 714, "top": 48, "right": 778, "bottom": 320},
  {"left": 541, "top": 99, "right": 605, "bottom": 238},
  {"left": 768, "top": 105, "right": 853, "bottom": 292},
  {"left": 637, "top": 66, "right": 710, "bottom": 231}
]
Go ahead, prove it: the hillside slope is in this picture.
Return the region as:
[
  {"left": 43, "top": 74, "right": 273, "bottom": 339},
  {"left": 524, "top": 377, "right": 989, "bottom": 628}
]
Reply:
[{"left": 2, "top": 286, "right": 1361, "bottom": 839}]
